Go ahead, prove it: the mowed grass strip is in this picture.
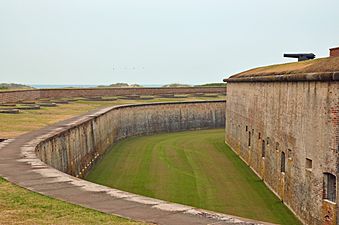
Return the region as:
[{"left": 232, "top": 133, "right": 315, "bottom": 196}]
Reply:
[
  {"left": 86, "top": 129, "right": 301, "bottom": 225},
  {"left": 0, "top": 177, "right": 145, "bottom": 225}
]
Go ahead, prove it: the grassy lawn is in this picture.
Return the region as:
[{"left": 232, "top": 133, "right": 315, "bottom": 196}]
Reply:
[
  {"left": 86, "top": 129, "right": 301, "bottom": 225},
  {"left": 0, "top": 177, "right": 145, "bottom": 225},
  {"left": 0, "top": 96, "right": 225, "bottom": 139}
]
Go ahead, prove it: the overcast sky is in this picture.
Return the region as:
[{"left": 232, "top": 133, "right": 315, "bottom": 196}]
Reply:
[{"left": 0, "top": 0, "right": 338, "bottom": 85}]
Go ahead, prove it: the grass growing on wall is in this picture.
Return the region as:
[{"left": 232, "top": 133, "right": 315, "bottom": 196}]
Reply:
[
  {"left": 233, "top": 56, "right": 339, "bottom": 77},
  {"left": 86, "top": 129, "right": 302, "bottom": 225},
  {"left": 0, "top": 177, "right": 145, "bottom": 225}
]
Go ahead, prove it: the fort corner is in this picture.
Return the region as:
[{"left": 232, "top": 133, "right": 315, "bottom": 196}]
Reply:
[{"left": 223, "top": 58, "right": 339, "bottom": 225}]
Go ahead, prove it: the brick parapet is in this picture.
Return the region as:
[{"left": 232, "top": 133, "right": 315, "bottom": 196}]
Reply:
[{"left": 0, "top": 87, "right": 226, "bottom": 103}]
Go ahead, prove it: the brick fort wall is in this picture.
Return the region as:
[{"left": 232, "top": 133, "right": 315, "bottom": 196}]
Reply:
[
  {"left": 225, "top": 79, "right": 338, "bottom": 225},
  {"left": 0, "top": 87, "right": 226, "bottom": 103}
]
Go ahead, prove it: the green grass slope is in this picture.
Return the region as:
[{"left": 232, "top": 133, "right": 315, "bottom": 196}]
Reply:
[
  {"left": 0, "top": 177, "right": 144, "bottom": 225},
  {"left": 86, "top": 129, "right": 301, "bottom": 225}
]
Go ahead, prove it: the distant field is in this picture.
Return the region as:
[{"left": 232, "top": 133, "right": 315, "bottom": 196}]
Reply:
[{"left": 86, "top": 129, "right": 301, "bottom": 225}]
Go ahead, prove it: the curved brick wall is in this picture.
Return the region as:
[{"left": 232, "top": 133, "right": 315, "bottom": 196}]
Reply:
[
  {"left": 35, "top": 100, "right": 226, "bottom": 178},
  {"left": 0, "top": 87, "right": 225, "bottom": 103},
  {"left": 0, "top": 99, "right": 267, "bottom": 225}
]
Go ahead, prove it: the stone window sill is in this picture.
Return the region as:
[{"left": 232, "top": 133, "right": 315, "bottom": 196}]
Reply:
[{"left": 323, "top": 199, "right": 336, "bottom": 205}]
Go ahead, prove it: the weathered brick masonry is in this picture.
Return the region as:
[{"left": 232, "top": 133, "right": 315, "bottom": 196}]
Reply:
[
  {"left": 35, "top": 101, "right": 226, "bottom": 179},
  {"left": 224, "top": 72, "right": 339, "bottom": 225},
  {"left": 0, "top": 89, "right": 41, "bottom": 103},
  {"left": 330, "top": 47, "right": 339, "bottom": 57},
  {"left": 0, "top": 87, "right": 225, "bottom": 103}
]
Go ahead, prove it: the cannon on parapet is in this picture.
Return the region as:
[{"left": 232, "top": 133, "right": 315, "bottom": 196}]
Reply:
[{"left": 283, "top": 53, "right": 315, "bottom": 62}]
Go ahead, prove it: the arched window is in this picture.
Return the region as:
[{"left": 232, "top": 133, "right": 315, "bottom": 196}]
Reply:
[
  {"left": 248, "top": 132, "right": 251, "bottom": 147},
  {"left": 261, "top": 140, "right": 266, "bottom": 158},
  {"left": 323, "top": 173, "right": 336, "bottom": 202},
  {"left": 281, "top": 151, "right": 286, "bottom": 173}
]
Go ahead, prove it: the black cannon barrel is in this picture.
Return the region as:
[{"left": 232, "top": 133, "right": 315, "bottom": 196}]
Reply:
[{"left": 283, "top": 53, "right": 315, "bottom": 62}]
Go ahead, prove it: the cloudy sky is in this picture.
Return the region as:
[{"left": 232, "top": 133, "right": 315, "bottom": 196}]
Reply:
[{"left": 0, "top": 0, "right": 338, "bottom": 85}]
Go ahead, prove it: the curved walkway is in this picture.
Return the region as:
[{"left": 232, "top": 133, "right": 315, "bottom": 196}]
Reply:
[{"left": 0, "top": 107, "right": 274, "bottom": 225}]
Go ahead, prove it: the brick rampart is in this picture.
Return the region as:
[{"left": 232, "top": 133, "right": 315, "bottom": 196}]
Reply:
[
  {"left": 0, "top": 89, "right": 41, "bottom": 103},
  {"left": 0, "top": 87, "right": 226, "bottom": 103}
]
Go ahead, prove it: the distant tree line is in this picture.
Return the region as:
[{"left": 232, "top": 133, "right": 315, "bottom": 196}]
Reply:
[
  {"left": 162, "top": 83, "right": 226, "bottom": 88},
  {"left": 194, "top": 83, "right": 226, "bottom": 87},
  {"left": 96, "top": 82, "right": 226, "bottom": 88},
  {"left": 97, "top": 83, "right": 142, "bottom": 88},
  {"left": 0, "top": 83, "right": 34, "bottom": 90}
]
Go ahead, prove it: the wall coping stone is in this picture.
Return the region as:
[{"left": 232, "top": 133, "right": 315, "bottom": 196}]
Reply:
[{"left": 224, "top": 71, "right": 339, "bottom": 83}]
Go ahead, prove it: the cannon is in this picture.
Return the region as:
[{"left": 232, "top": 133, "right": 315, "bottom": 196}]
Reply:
[{"left": 283, "top": 53, "right": 315, "bottom": 61}]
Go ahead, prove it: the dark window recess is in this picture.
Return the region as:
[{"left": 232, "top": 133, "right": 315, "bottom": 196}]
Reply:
[
  {"left": 248, "top": 132, "right": 251, "bottom": 147},
  {"left": 276, "top": 142, "right": 279, "bottom": 151},
  {"left": 266, "top": 137, "right": 270, "bottom": 145},
  {"left": 281, "top": 151, "right": 286, "bottom": 172},
  {"left": 262, "top": 140, "right": 266, "bottom": 158},
  {"left": 246, "top": 126, "right": 248, "bottom": 132},
  {"left": 306, "top": 158, "right": 312, "bottom": 169},
  {"left": 323, "top": 173, "right": 336, "bottom": 202},
  {"left": 258, "top": 132, "right": 261, "bottom": 139},
  {"left": 288, "top": 149, "right": 293, "bottom": 159}
]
